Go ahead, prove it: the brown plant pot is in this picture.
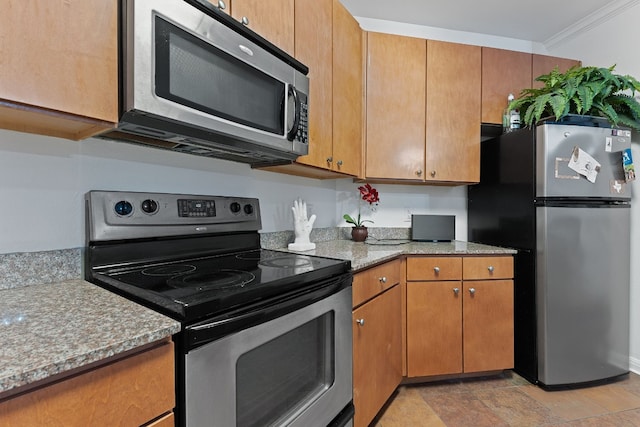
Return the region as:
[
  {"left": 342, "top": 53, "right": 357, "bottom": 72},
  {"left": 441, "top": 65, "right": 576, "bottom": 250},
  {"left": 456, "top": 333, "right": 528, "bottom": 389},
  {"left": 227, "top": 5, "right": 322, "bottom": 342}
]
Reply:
[{"left": 351, "top": 226, "right": 368, "bottom": 242}]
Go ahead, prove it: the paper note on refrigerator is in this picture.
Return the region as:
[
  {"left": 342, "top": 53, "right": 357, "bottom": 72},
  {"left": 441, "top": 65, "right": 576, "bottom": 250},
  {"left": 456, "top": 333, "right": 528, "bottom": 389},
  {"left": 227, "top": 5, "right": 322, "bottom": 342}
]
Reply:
[{"left": 568, "top": 146, "right": 601, "bottom": 183}]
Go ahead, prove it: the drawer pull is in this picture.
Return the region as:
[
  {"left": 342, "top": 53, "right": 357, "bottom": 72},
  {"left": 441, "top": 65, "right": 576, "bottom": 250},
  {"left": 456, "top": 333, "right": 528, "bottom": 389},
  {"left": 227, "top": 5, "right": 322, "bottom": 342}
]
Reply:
[
  {"left": 379, "top": 276, "right": 387, "bottom": 283},
  {"left": 469, "top": 288, "right": 476, "bottom": 296},
  {"left": 356, "top": 318, "right": 365, "bottom": 326},
  {"left": 488, "top": 266, "right": 494, "bottom": 273},
  {"left": 453, "top": 287, "right": 459, "bottom": 296},
  {"left": 433, "top": 266, "right": 440, "bottom": 274}
]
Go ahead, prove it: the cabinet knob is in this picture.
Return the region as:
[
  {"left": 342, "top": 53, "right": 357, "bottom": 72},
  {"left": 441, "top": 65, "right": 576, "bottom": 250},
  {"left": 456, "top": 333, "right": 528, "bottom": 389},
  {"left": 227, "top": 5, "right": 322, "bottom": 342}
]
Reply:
[
  {"left": 433, "top": 266, "right": 440, "bottom": 274},
  {"left": 416, "top": 169, "right": 423, "bottom": 177},
  {"left": 356, "top": 318, "right": 365, "bottom": 326},
  {"left": 453, "top": 287, "right": 459, "bottom": 295},
  {"left": 241, "top": 16, "right": 250, "bottom": 26},
  {"left": 430, "top": 170, "right": 436, "bottom": 177},
  {"left": 469, "top": 288, "right": 476, "bottom": 296},
  {"left": 488, "top": 266, "right": 494, "bottom": 273},
  {"left": 337, "top": 160, "right": 343, "bottom": 167},
  {"left": 217, "top": 0, "right": 226, "bottom": 10},
  {"left": 379, "top": 276, "right": 387, "bottom": 283},
  {"left": 326, "top": 157, "right": 333, "bottom": 164}
]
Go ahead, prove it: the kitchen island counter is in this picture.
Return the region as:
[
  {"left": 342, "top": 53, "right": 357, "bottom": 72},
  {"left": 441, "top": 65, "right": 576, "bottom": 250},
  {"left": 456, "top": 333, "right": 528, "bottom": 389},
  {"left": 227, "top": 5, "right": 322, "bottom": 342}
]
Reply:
[
  {"left": 285, "top": 239, "right": 516, "bottom": 271},
  {"left": 0, "top": 279, "right": 180, "bottom": 397}
]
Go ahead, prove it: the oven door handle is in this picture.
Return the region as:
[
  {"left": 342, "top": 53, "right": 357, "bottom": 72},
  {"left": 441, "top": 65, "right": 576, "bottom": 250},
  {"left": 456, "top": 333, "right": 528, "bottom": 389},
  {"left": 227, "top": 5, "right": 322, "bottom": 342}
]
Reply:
[{"left": 184, "top": 273, "right": 351, "bottom": 351}]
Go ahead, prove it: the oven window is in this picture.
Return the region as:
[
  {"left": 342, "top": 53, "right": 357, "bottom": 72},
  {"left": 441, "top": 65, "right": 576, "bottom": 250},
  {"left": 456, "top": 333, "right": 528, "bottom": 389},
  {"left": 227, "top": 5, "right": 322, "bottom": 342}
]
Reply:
[
  {"left": 236, "top": 312, "right": 335, "bottom": 426},
  {"left": 154, "top": 16, "right": 285, "bottom": 135}
]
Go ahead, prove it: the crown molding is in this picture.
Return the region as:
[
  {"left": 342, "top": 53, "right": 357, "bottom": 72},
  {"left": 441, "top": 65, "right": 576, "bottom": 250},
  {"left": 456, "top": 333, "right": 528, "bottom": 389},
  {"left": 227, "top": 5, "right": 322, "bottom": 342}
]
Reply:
[{"left": 544, "top": 0, "right": 640, "bottom": 50}]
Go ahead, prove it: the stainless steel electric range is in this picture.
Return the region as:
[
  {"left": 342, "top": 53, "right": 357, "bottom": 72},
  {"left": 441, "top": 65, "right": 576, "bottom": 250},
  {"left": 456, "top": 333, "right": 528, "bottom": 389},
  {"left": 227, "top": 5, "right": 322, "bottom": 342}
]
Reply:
[{"left": 85, "top": 191, "right": 354, "bottom": 427}]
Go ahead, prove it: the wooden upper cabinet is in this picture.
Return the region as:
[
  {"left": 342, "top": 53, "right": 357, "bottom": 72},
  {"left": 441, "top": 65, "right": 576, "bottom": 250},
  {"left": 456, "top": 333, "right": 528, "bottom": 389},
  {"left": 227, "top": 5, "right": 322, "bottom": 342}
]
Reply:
[
  {"left": 481, "top": 47, "right": 532, "bottom": 124},
  {"left": 0, "top": 0, "right": 118, "bottom": 140},
  {"left": 331, "top": 0, "right": 363, "bottom": 177},
  {"left": 365, "top": 32, "right": 426, "bottom": 180},
  {"left": 294, "top": 0, "right": 334, "bottom": 171},
  {"left": 531, "top": 54, "right": 581, "bottom": 88},
  {"left": 426, "top": 40, "right": 481, "bottom": 184},
  {"left": 231, "top": 0, "right": 295, "bottom": 55}
]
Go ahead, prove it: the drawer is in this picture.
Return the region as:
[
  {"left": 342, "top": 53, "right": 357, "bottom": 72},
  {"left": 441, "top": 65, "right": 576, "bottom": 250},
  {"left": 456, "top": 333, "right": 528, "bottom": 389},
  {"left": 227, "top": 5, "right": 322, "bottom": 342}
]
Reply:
[
  {"left": 463, "top": 256, "right": 514, "bottom": 280},
  {"left": 353, "top": 259, "right": 401, "bottom": 307},
  {"left": 406, "top": 257, "right": 462, "bottom": 281}
]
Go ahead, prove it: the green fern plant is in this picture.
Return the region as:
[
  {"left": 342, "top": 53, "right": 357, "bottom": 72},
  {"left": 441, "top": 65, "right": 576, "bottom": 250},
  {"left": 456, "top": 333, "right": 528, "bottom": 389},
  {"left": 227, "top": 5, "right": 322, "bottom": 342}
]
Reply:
[{"left": 509, "top": 65, "right": 640, "bottom": 131}]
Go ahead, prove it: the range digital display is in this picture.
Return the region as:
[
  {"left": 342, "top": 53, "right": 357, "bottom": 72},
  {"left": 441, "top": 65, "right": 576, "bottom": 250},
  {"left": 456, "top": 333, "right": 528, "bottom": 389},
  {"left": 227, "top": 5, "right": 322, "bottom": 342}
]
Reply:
[{"left": 178, "top": 199, "right": 216, "bottom": 217}]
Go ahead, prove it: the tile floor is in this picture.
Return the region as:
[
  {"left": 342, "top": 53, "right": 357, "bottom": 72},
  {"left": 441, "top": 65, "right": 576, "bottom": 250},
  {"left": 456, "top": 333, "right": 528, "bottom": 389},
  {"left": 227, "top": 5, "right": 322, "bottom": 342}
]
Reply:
[{"left": 372, "top": 371, "right": 640, "bottom": 426}]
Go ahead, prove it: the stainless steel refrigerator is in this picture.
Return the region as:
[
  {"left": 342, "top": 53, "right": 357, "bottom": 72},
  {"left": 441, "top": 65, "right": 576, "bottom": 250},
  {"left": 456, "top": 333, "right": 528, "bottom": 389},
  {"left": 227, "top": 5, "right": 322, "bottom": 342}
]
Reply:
[{"left": 468, "top": 117, "right": 631, "bottom": 388}]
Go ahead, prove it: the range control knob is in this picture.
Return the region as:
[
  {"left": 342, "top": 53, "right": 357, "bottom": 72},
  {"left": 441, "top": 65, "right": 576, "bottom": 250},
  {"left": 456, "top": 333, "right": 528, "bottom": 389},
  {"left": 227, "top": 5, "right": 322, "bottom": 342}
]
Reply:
[
  {"left": 141, "top": 199, "right": 158, "bottom": 214},
  {"left": 230, "top": 202, "right": 241, "bottom": 213},
  {"left": 243, "top": 204, "right": 254, "bottom": 215},
  {"left": 114, "top": 200, "right": 133, "bottom": 216}
]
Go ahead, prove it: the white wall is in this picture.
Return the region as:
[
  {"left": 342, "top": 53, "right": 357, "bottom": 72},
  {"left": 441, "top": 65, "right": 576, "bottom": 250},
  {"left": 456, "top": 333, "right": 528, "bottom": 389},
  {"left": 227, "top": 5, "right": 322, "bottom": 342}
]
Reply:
[
  {"left": 544, "top": 1, "right": 640, "bottom": 374},
  {"left": 0, "top": 129, "right": 466, "bottom": 253},
  {"left": 0, "top": 129, "right": 337, "bottom": 252}
]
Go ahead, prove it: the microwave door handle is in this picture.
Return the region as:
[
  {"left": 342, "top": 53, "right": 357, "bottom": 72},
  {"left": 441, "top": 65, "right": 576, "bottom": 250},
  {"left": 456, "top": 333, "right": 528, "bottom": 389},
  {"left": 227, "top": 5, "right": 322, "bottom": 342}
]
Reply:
[{"left": 286, "top": 85, "right": 301, "bottom": 141}]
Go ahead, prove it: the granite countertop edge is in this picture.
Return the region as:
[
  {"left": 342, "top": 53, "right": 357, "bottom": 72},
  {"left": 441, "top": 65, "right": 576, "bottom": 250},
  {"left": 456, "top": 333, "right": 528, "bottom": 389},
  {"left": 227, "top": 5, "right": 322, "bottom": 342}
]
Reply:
[
  {"left": 0, "top": 279, "right": 181, "bottom": 396},
  {"left": 281, "top": 240, "right": 517, "bottom": 271}
]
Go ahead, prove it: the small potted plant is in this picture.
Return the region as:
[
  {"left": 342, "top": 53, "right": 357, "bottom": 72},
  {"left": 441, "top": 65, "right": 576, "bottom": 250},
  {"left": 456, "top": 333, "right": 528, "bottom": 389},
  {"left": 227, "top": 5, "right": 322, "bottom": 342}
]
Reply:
[
  {"left": 343, "top": 183, "right": 380, "bottom": 242},
  {"left": 509, "top": 65, "right": 640, "bottom": 130}
]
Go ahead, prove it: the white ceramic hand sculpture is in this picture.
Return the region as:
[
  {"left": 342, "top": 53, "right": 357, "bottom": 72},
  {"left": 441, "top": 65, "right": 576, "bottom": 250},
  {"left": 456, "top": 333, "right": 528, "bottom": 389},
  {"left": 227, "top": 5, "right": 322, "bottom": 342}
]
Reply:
[{"left": 288, "top": 199, "right": 316, "bottom": 251}]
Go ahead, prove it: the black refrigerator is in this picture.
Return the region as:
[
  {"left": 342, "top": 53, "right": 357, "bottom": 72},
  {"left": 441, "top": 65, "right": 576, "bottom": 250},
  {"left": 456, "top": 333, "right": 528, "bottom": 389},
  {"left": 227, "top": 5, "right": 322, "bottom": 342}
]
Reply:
[{"left": 468, "top": 117, "right": 631, "bottom": 388}]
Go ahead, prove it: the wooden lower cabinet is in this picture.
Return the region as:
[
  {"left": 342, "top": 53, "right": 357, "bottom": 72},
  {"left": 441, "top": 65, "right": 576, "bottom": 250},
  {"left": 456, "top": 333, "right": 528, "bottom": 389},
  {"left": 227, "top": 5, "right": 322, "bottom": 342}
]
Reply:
[
  {"left": 463, "top": 280, "right": 514, "bottom": 372},
  {"left": 353, "top": 285, "right": 402, "bottom": 427},
  {"left": 406, "top": 256, "right": 514, "bottom": 378},
  {"left": 0, "top": 340, "right": 175, "bottom": 426},
  {"left": 407, "top": 280, "right": 463, "bottom": 377}
]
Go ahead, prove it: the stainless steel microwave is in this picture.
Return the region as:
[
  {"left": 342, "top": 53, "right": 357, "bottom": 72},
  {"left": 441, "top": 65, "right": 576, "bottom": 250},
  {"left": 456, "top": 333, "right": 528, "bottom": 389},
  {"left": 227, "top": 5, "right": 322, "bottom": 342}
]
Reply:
[{"left": 100, "top": 0, "right": 309, "bottom": 166}]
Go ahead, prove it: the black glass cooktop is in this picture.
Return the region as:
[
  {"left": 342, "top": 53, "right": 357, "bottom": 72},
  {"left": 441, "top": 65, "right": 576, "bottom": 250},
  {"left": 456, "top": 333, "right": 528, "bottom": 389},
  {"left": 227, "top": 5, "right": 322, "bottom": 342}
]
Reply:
[{"left": 91, "top": 249, "right": 350, "bottom": 322}]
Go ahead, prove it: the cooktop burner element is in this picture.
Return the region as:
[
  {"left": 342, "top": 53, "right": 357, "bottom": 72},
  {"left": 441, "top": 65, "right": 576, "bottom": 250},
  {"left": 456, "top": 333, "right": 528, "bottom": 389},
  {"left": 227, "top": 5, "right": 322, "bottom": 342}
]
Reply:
[
  {"left": 142, "top": 264, "right": 197, "bottom": 276},
  {"left": 168, "top": 269, "right": 256, "bottom": 291}
]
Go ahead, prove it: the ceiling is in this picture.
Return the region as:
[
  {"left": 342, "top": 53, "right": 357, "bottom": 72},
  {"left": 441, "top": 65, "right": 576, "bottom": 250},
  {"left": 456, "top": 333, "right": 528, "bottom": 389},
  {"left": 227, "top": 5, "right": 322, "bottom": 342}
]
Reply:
[{"left": 339, "top": 0, "right": 621, "bottom": 44}]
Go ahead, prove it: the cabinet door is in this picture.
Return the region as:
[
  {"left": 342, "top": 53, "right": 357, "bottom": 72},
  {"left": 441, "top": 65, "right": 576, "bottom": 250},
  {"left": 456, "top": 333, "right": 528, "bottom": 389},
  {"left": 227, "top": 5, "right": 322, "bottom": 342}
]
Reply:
[
  {"left": 425, "top": 40, "right": 481, "bottom": 183},
  {"left": 481, "top": 47, "right": 532, "bottom": 124},
  {"left": 353, "top": 285, "right": 402, "bottom": 427},
  {"left": 331, "top": 0, "right": 363, "bottom": 177},
  {"left": 406, "top": 281, "right": 463, "bottom": 377},
  {"left": 294, "top": 0, "right": 334, "bottom": 170},
  {"left": 231, "top": 0, "right": 294, "bottom": 54},
  {"left": 0, "top": 0, "right": 118, "bottom": 139},
  {"left": 463, "top": 280, "right": 514, "bottom": 372},
  {"left": 365, "top": 32, "right": 426, "bottom": 180},
  {"left": 532, "top": 54, "right": 581, "bottom": 88}
]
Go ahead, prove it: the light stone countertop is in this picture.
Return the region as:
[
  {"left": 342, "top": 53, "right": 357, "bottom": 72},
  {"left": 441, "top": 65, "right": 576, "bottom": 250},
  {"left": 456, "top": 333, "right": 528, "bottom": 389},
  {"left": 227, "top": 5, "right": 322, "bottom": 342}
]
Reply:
[
  {"left": 0, "top": 280, "right": 180, "bottom": 396},
  {"left": 0, "top": 239, "right": 514, "bottom": 397},
  {"left": 283, "top": 240, "right": 517, "bottom": 271}
]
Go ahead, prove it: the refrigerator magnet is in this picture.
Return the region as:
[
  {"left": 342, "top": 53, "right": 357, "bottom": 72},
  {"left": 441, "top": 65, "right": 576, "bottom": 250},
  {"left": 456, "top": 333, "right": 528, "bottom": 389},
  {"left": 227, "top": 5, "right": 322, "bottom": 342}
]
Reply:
[{"left": 623, "top": 148, "right": 636, "bottom": 182}]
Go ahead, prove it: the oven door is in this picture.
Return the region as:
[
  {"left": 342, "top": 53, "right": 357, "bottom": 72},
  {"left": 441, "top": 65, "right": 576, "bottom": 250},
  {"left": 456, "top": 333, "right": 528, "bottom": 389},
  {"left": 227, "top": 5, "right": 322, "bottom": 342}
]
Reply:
[{"left": 183, "top": 283, "right": 352, "bottom": 427}]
